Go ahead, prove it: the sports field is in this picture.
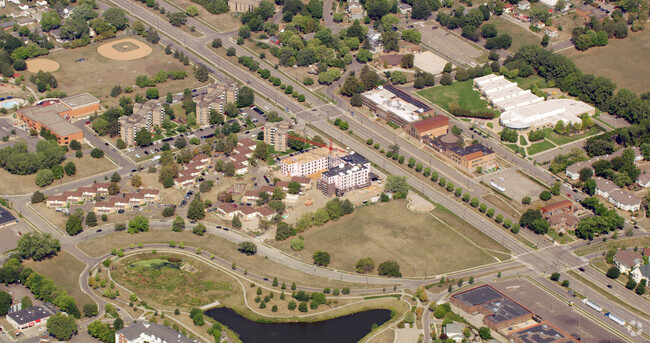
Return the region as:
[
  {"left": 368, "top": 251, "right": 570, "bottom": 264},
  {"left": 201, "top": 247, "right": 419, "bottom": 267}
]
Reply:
[
  {"left": 273, "top": 200, "right": 510, "bottom": 277},
  {"left": 416, "top": 80, "right": 498, "bottom": 114},
  {"left": 24, "top": 37, "right": 206, "bottom": 107},
  {"left": 561, "top": 30, "right": 650, "bottom": 93}
]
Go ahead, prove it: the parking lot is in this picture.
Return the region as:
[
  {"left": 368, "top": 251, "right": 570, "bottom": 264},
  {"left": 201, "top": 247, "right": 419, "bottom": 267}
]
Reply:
[
  {"left": 492, "top": 279, "right": 624, "bottom": 343},
  {"left": 480, "top": 167, "right": 546, "bottom": 203},
  {"left": 412, "top": 21, "right": 484, "bottom": 67}
]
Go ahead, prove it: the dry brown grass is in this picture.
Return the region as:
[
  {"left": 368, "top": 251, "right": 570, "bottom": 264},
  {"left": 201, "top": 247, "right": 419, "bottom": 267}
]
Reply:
[
  {"left": 77, "top": 230, "right": 376, "bottom": 289},
  {"left": 272, "top": 200, "right": 507, "bottom": 277},
  {"left": 23, "top": 37, "right": 208, "bottom": 108},
  {"left": 22, "top": 251, "right": 93, "bottom": 306},
  {"left": 369, "top": 328, "right": 395, "bottom": 343},
  {"left": 561, "top": 30, "right": 650, "bottom": 93},
  {"left": 0, "top": 154, "right": 116, "bottom": 195}
]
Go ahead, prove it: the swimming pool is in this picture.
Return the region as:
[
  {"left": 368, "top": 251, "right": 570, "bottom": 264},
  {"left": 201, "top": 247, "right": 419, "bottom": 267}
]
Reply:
[{"left": 0, "top": 100, "right": 21, "bottom": 109}]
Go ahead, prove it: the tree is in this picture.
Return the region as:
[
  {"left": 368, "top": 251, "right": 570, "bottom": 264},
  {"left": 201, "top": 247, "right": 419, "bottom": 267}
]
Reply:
[
  {"left": 90, "top": 148, "right": 104, "bottom": 158},
  {"left": 385, "top": 175, "right": 408, "bottom": 198},
  {"left": 187, "top": 196, "right": 206, "bottom": 220},
  {"left": 195, "top": 64, "right": 209, "bottom": 82},
  {"left": 146, "top": 88, "right": 159, "bottom": 99},
  {"left": 162, "top": 206, "right": 175, "bottom": 218},
  {"left": 401, "top": 29, "right": 421, "bottom": 44},
  {"left": 41, "top": 11, "right": 62, "bottom": 31},
  {"left": 47, "top": 313, "right": 77, "bottom": 341},
  {"left": 83, "top": 303, "right": 98, "bottom": 317},
  {"left": 35, "top": 169, "right": 54, "bottom": 187},
  {"left": 550, "top": 272, "right": 561, "bottom": 281},
  {"left": 606, "top": 266, "right": 620, "bottom": 279},
  {"left": 103, "top": 8, "right": 128, "bottom": 30},
  {"left": 635, "top": 279, "right": 646, "bottom": 295},
  {"left": 21, "top": 296, "right": 32, "bottom": 309},
  {"left": 85, "top": 212, "right": 97, "bottom": 227},
  {"left": 169, "top": 12, "right": 187, "bottom": 26},
  {"left": 0, "top": 291, "right": 11, "bottom": 315},
  {"left": 212, "top": 38, "right": 222, "bottom": 48},
  {"left": 539, "top": 190, "right": 552, "bottom": 201},
  {"left": 313, "top": 251, "right": 330, "bottom": 266},
  {"left": 478, "top": 327, "right": 492, "bottom": 340},
  {"left": 186, "top": 5, "right": 199, "bottom": 16},
  {"left": 237, "top": 87, "right": 254, "bottom": 108},
  {"left": 172, "top": 216, "right": 185, "bottom": 232},
  {"left": 31, "top": 191, "right": 45, "bottom": 204},
  {"left": 238, "top": 241, "right": 257, "bottom": 255},
  {"left": 17, "top": 232, "right": 60, "bottom": 261},
  {"left": 378, "top": 260, "right": 401, "bottom": 277},
  {"left": 356, "top": 257, "right": 375, "bottom": 273},
  {"left": 66, "top": 215, "right": 83, "bottom": 236},
  {"left": 440, "top": 72, "right": 453, "bottom": 86},
  {"left": 127, "top": 216, "right": 149, "bottom": 234},
  {"left": 307, "top": 0, "right": 323, "bottom": 18},
  {"left": 541, "top": 34, "right": 550, "bottom": 47}
]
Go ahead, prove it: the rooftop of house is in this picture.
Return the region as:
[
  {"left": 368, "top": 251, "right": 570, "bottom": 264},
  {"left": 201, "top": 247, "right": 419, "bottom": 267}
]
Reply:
[
  {"left": 594, "top": 177, "right": 618, "bottom": 193},
  {"left": 608, "top": 189, "right": 641, "bottom": 206},
  {"left": 378, "top": 54, "right": 403, "bottom": 66},
  {"left": 548, "top": 213, "right": 578, "bottom": 227},
  {"left": 615, "top": 250, "right": 643, "bottom": 268},
  {"left": 291, "top": 176, "right": 311, "bottom": 184}
]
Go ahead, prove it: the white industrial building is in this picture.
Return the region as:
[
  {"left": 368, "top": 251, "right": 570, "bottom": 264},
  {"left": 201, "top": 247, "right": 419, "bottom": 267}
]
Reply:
[
  {"left": 474, "top": 74, "right": 595, "bottom": 130},
  {"left": 361, "top": 85, "right": 433, "bottom": 127}
]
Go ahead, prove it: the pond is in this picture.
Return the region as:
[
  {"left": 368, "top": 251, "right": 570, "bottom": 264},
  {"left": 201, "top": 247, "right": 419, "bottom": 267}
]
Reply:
[{"left": 205, "top": 307, "right": 392, "bottom": 343}]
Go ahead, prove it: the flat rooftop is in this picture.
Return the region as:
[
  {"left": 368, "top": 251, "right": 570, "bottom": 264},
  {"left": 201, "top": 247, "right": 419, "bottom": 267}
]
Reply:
[
  {"left": 452, "top": 284, "right": 505, "bottom": 307},
  {"left": 281, "top": 147, "right": 345, "bottom": 165},
  {"left": 60, "top": 93, "right": 100, "bottom": 109},
  {"left": 0, "top": 205, "right": 16, "bottom": 226},
  {"left": 19, "top": 104, "right": 82, "bottom": 137},
  {"left": 492, "top": 92, "right": 543, "bottom": 110},
  {"left": 362, "top": 88, "right": 422, "bottom": 123},
  {"left": 447, "top": 143, "right": 494, "bottom": 158},
  {"left": 510, "top": 322, "right": 579, "bottom": 343},
  {"left": 383, "top": 84, "right": 431, "bottom": 111},
  {"left": 8, "top": 304, "right": 57, "bottom": 326},
  {"left": 482, "top": 297, "right": 532, "bottom": 324},
  {"left": 500, "top": 99, "right": 594, "bottom": 130},
  {"left": 48, "top": 121, "right": 82, "bottom": 137}
]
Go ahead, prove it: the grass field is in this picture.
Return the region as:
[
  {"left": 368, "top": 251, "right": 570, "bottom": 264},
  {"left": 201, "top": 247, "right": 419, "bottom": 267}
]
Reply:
[
  {"left": 24, "top": 36, "right": 208, "bottom": 107},
  {"left": 574, "top": 236, "right": 650, "bottom": 256},
  {"left": 159, "top": 0, "right": 242, "bottom": 32},
  {"left": 540, "top": 126, "right": 603, "bottom": 146},
  {"left": 491, "top": 17, "right": 541, "bottom": 53},
  {"left": 514, "top": 75, "right": 546, "bottom": 90},
  {"left": 22, "top": 251, "right": 93, "bottom": 306},
  {"left": 416, "top": 80, "right": 498, "bottom": 114},
  {"left": 526, "top": 139, "right": 556, "bottom": 155},
  {"left": 113, "top": 253, "right": 239, "bottom": 309},
  {"left": 78, "top": 230, "right": 376, "bottom": 289},
  {"left": 273, "top": 201, "right": 509, "bottom": 277},
  {"left": 0, "top": 154, "right": 116, "bottom": 195},
  {"left": 561, "top": 30, "right": 650, "bottom": 93}
]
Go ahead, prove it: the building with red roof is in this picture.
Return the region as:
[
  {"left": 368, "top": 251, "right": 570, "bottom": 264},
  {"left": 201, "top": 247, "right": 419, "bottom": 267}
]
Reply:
[{"left": 404, "top": 115, "right": 450, "bottom": 142}]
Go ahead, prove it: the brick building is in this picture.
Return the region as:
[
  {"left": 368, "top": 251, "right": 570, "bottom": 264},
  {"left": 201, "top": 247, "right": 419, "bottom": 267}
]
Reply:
[
  {"left": 16, "top": 103, "right": 83, "bottom": 145},
  {"left": 404, "top": 115, "right": 450, "bottom": 142}
]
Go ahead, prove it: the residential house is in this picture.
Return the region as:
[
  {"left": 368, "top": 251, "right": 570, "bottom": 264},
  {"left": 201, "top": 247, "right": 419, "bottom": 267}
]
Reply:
[
  {"left": 547, "top": 213, "right": 579, "bottom": 233},
  {"left": 540, "top": 200, "right": 575, "bottom": 218},
  {"left": 348, "top": 0, "right": 365, "bottom": 20},
  {"left": 504, "top": 3, "right": 514, "bottom": 13},
  {"left": 174, "top": 175, "right": 196, "bottom": 188},
  {"left": 115, "top": 321, "right": 197, "bottom": 343},
  {"left": 544, "top": 26, "right": 558, "bottom": 38},
  {"left": 140, "top": 189, "right": 160, "bottom": 202},
  {"left": 608, "top": 189, "right": 641, "bottom": 212},
  {"left": 614, "top": 250, "right": 643, "bottom": 274},
  {"left": 93, "top": 199, "right": 117, "bottom": 215},
  {"left": 631, "top": 263, "right": 650, "bottom": 284},
  {"left": 257, "top": 206, "right": 275, "bottom": 221},
  {"left": 637, "top": 174, "right": 650, "bottom": 188},
  {"left": 241, "top": 190, "right": 261, "bottom": 204},
  {"left": 45, "top": 195, "right": 67, "bottom": 208},
  {"left": 398, "top": 3, "right": 411, "bottom": 14},
  {"left": 291, "top": 176, "right": 312, "bottom": 190},
  {"left": 575, "top": 4, "right": 607, "bottom": 22},
  {"left": 239, "top": 206, "right": 258, "bottom": 221},
  {"left": 518, "top": 1, "right": 530, "bottom": 9},
  {"left": 378, "top": 54, "right": 403, "bottom": 68},
  {"left": 444, "top": 323, "right": 466, "bottom": 343},
  {"left": 594, "top": 177, "right": 617, "bottom": 198},
  {"left": 217, "top": 203, "right": 239, "bottom": 220}
]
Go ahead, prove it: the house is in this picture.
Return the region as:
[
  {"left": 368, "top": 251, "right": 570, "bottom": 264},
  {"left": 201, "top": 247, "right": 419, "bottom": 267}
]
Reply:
[
  {"left": 93, "top": 199, "right": 116, "bottom": 215},
  {"left": 112, "top": 198, "right": 130, "bottom": 211},
  {"left": 631, "top": 263, "right": 650, "bottom": 284},
  {"left": 544, "top": 26, "right": 558, "bottom": 38},
  {"left": 217, "top": 203, "right": 239, "bottom": 220},
  {"left": 127, "top": 192, "right": 146, "bottom": 206},
  {"left": 540, "top": 200, "right": 574, "bottom": 218},
  {"left": 94, "top": 183, "right": 111, "bottom": 195},
  {"left": 78, "top": 186, "right": 97, "bottom": 199},
  {"left": 62, "top": 191, "right": 82, "bottom": 203},
  {"left": 444, "top": 323, "right": 466, "bottom": 342},
  {"left": 45, "top": 195, "right": 67, "bottom": 208},
  {"left": 242, "top": 190, "right": 261, "bottom": 204},
  {"left": 348, "top": 0, "right": 365, "bottom": 20},
  {"left": 174, "top": 175, "right": 196, "bottom": 188},
  {"left": 518, "top": 1, "right": 530, "bottom": 9},
  {"left": 594, "top": 177, "right": 617, "bottom": 198},
  {"left": 637, "top": 174, "right": 650, "bottom": 188},
  {"left": 504, "top": 3, "right": 514, "bottom": 13},
  {"left": 140, "top": 189, "right": 160, "bottom": 202},
  {"left": 257, "top": 206, "right": 276, "bottom": 221},
  {"left": 404, "top": 115, "right": 450, "bottom": 142},
  {"left": 565, "top": 161, "right": 590, "bottom": 180},
  {"left": 614, "top": 250, "right": 643, "bottom": 274},
  {"left": 608, "top": 189, "right": 641, "bottom": 212},
  {"left": 643, "top": 248, "right": 650, "bottom": 257},
  {"left": 7, "top": 304, "right": 58, "bottom": 331},
  {"left": 234, "top": 138, "right": 256, "bottom": 157},
  {"left": 115, "top": 321, "right": 197, "bottom": 343},
  {"left": 378, "top": 54, "right": 403, "bottom": 68},
  {"left": 238, "top": 206, "right": 259, "bottom": 221},
  {"left": 575, "top": 4, "right": 607, "bottom": 22},
  {"left": 291, "top": 176, "right": 312, "bottom": 190},
  {"left": 233, "top": 161, "right": 248, "bottom": 175},
  {"left": 398, "top": 3, "right": 411, "bottom": 14}
]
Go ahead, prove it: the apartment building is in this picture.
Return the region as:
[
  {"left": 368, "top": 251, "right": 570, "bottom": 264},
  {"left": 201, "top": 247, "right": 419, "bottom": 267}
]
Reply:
[
  {"left": 263, "top": 122, "right": 291, "bottom": 152},
  {"left": 194, "top": 81, "right": 239, "bottom": 127},
  {"left": 317, "top": 152, "right": 371, "bottom": 196},
  {"left": 119, "top": 100, "right": 164, "bottom": 146},
  {"left": 279, "top": 147, "right": 346, "bottom": 177}
]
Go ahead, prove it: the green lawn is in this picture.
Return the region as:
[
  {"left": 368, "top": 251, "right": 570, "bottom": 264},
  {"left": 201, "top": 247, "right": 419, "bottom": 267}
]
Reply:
[
  {"left": 540, "top": 126, "right": 603, "bottom": 146},
  {"left": 416, "top": 81, "right": 498, "bottom": 114},
  {"left": 273, "top": 200, "right": 509, "bottom": 277},
  {"left": 514, "top": 75, "right": 546, "bottom": 90},
  {"left": 519, "top": 135, "right": 528, "bottom": 146},
  {"left": 505, "top": 143, "right": 520, "bottom": 153},
  {"left": 527, "top": 139, "right": 556, "bottom": 155},
  {"left": 492, "top": 17, "right": 541, "bottom": 53}
]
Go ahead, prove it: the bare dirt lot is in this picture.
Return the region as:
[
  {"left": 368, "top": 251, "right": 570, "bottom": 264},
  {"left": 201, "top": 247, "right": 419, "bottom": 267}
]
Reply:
[
  {"left": 26, "top": 58, "right": 60, "bottom": 73},
  {"left": 97, "top": 38, "right": 153, "bottom": 61}
]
